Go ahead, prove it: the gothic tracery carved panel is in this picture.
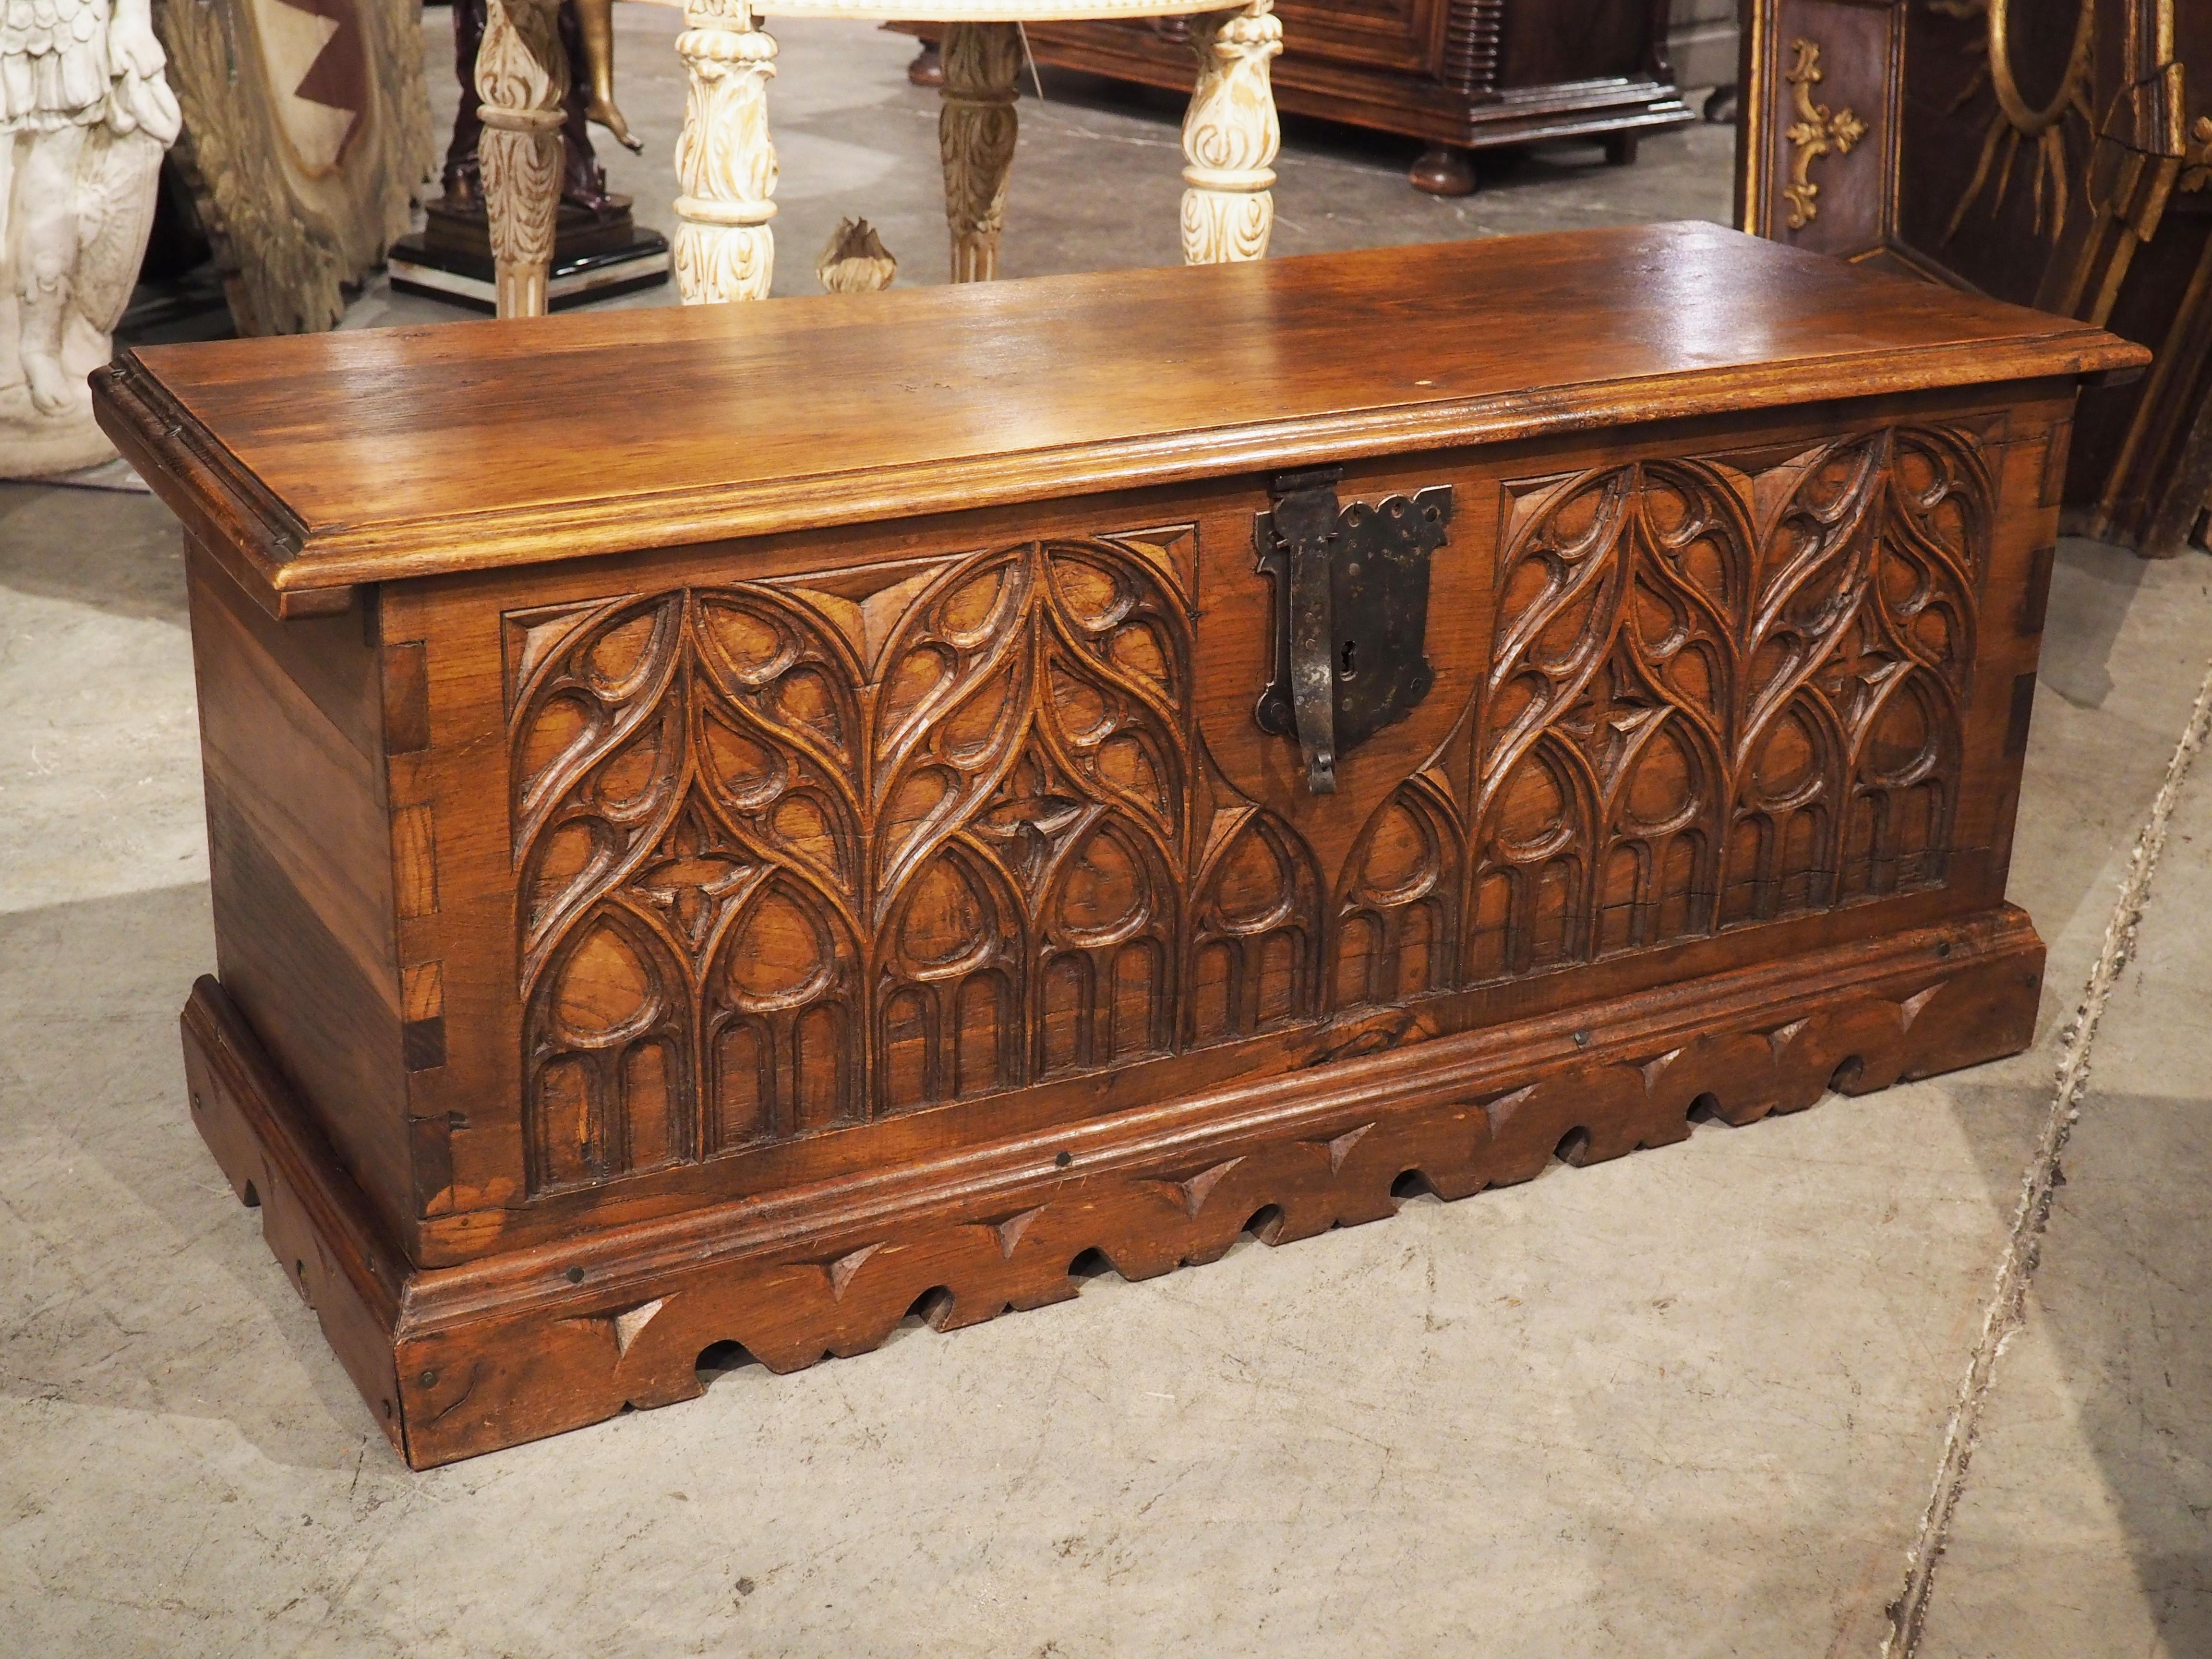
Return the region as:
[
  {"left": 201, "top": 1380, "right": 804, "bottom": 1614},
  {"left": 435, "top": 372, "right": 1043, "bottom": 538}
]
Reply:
[
  {"left": 1732, "top": 426, "right": 1984, "bottom": 917},
  {"left": 507, "top": 530, "right": 1320, "bottom": 1194},
  {"left": 1323, "top": 425, "right": 1991, "bottom": 1013}
]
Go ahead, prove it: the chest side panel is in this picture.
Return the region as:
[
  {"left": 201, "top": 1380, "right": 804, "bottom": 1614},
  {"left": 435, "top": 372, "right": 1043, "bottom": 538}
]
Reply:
[
  {"left": 386, "top": 393, "right": 2062, "bottom": 1259},
  {"left": 186, "top": 543, "right": 413, "bottom": 1245}
]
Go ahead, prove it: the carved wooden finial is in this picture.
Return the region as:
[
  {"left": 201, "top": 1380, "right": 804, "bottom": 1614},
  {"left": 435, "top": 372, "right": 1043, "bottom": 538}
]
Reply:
[{"left": 816, "top": 217, "right": 898, "bottom": 293}]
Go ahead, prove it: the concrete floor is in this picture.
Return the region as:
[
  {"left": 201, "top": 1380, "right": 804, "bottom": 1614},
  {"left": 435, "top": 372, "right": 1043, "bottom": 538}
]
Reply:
[{"left": 4, "top": 15, "right": 2212, "bottom": 1658}]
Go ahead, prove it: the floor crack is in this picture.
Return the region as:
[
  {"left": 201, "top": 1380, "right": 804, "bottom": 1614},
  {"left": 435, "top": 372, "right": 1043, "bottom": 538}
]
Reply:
[{"left": 1883, "top": 654, "right": 2212, "bottom": 1656}]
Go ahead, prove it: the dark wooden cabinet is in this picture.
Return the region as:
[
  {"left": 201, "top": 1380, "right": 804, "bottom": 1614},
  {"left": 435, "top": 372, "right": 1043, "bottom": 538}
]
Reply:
[
  {"left": 100, "top": 226, "right": 2139, "bottom": 1465},
  {"left": 1737, "top": 0, "right": 2212, "bottom": 555},
  {"left": 903, "top": 0, "right": 1695, "bottom": 194}
]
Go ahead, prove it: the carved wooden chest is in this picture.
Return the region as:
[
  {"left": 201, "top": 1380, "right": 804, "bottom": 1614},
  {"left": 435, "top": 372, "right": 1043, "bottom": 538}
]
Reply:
[{"left": 97, "top": 223, "right": 2144, "bottom": 1467}]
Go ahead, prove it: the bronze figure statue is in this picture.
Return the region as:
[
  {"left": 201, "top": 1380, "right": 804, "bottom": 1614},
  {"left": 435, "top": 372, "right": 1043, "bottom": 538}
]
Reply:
[{"left": 440, "top": 0, "right": 637, "bottom": 220}]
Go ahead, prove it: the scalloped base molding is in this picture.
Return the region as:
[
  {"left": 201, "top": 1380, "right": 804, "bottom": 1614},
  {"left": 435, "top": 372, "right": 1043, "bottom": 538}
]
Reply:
[{"left": 181, "top": 905, "right": 2043, "bottom": 1469}]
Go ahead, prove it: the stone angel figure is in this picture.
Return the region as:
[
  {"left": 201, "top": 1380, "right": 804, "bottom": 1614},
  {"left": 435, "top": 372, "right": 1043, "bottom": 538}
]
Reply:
[{"left": 1, "top": 0, "right": 179, "bottom": 477}]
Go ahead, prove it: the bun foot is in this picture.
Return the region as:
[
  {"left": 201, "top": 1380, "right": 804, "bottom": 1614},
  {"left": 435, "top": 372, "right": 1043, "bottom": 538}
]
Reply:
[
  {"left": 907, "top": 40, "right": 944, "bottom": 86},
  {"left": 1409, "top": 144, "right": 1476, "bottom": 196}
]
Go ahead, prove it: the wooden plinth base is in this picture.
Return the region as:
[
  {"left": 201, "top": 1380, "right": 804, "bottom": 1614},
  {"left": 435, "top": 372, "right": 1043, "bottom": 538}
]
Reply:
[{"left": 182, "top": 907, "right": 2044, "bottom": 1468}]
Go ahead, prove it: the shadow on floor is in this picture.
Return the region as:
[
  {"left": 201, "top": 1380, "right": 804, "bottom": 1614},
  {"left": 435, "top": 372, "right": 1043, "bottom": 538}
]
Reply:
[
  {"left": 2037, "top": 538, "right": 2152, "bottom": 710},
  {"left": 0, "top": 881, "right": 375, "bottom": 1472},
  {"left": 2050, "top": 1085, "right": 2212, "bottom": 1656},
  {"left": 0, "top": 482, "right": 187, "bottom": 626}
]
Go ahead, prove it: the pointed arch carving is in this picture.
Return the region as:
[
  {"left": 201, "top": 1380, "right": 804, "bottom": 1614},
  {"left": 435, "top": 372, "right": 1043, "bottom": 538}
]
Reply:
[
  {"left": 1471, "top": 457, "right": 1750, "bottom": 974},
  {"left": 511, "top": 588, "right": 867, "bottom": 1194},
  {"left": 1731, "top": 426, "right": 1984, "bottom": 919},
  {"left": 524, "top": 902, "right": 695, "bottom": 1195},
  {"left": 866, "top": 536, "right": 1192, "bottom": 1113},
  {"left": 502, "top": 435, "right": 1991, "bottom": 1198},
  {"left": 1460, "top": 426, "right": 1990, "bottom": 985},
  {"left": 506, "top": 530, "right": 1253, "bottom": 1193},
  {"left": 1187, "top": 790, "right": 1324, "bottom": 1049},
  {"left": 702, "top": 867, "right": 864, "bottom": 1148},
  {"left": 1330, "top": 766, "right": 1467, "bottom": 1012}
]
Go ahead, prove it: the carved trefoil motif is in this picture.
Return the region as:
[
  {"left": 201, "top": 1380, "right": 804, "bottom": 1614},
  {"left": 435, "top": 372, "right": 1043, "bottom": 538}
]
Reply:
[
  {"left": 508, "top": 531, "right": 1322, "bottom": 1195},
  {"left": 1326, "top": 424, "right": 1989, "bottom": 1013}
]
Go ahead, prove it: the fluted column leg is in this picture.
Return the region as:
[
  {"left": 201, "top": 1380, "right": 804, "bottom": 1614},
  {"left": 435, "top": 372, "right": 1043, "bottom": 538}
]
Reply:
[
  {"left": 478, "top": 0, "right": 567, "bottom": 318},
  {"left": 939, "top": 21, "right": 1022, "bottom": 283},
  {"left": 1180, "top": 0, "right": 1281, "bottom": 264},
  {"left": 673, "top": 0, "right": 779, "bottom": 302}
]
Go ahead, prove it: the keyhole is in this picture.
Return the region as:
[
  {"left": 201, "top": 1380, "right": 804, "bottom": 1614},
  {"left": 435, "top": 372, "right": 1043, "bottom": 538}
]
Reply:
[{"left": 1340, "top": 638, "right": 1357, "bottom": 679}]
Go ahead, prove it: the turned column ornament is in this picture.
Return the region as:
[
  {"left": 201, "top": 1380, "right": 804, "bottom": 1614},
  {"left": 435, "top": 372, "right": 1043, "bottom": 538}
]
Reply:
[
  {"left": 1180, "top": 0, "right": 1281, "bottom": 264},
  {"left": 673, "top": 0, "right": 780, "bottom": 302}
]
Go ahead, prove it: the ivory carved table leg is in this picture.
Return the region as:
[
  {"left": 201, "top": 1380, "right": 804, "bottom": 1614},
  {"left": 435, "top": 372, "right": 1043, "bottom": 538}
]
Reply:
[
  {"left": 938, "top": 22, "right": 1022, "bottom": 282},
  {"left": 1180, "top": 0, "right": 1281, "bottom": 264},
  {"left": 673, "top": 0, "right": 780, "bottom": 302},
  {"left": 478, "top": 0, "right": 569, "bottom": 318}
]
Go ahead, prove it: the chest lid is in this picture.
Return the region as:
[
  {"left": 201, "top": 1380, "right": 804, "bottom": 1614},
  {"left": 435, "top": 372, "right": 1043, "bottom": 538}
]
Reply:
[{"left": 96, "top": 222, "right": 2144, "bottom": 618}]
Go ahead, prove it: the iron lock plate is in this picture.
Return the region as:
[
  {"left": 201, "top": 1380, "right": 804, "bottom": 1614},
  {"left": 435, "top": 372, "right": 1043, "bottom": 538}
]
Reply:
[{"left": 1255, "top": 470, "right": 1454, "bottom": 793}]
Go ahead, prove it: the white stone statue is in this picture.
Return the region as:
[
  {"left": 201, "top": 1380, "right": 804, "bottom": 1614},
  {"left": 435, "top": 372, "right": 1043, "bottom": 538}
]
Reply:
[{"left": 1, "top": 0, "right": 179, "bottom": 477}]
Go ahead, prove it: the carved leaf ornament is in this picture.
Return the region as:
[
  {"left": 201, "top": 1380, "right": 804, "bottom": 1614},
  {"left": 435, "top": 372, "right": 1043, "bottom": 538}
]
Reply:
[
  {"left": 1781, "top": 37, "right": 1868, "bottom": 229},
  {"left": 1179, "top": 0, "right": 1282, "bottom": 263},
  {"left": 508, "top": 428, "right": 1988, "bottom": 1195}
]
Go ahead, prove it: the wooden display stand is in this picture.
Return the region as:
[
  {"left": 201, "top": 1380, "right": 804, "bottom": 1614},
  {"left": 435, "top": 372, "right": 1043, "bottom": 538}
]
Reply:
[
  {"left": 96, "top": 225, "right": 2142, "bottom": 1467},
  {"left": 473, "top": 0, "right": 1291, "bottom": 319}
]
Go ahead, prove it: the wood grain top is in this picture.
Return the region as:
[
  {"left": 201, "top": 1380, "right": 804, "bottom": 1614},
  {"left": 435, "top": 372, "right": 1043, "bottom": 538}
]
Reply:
[{"left": 96, "top": 222, "right": 2147, "bottom": 615}]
